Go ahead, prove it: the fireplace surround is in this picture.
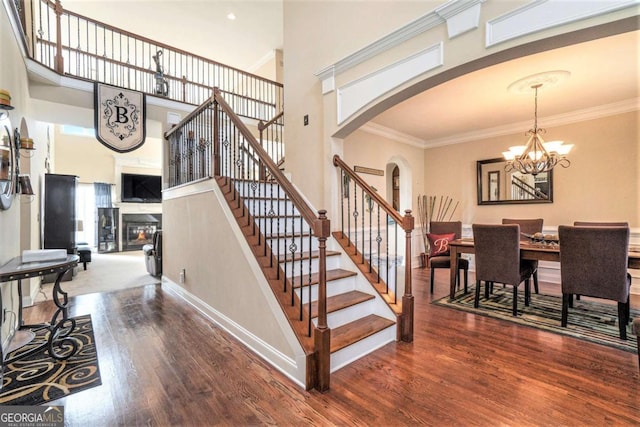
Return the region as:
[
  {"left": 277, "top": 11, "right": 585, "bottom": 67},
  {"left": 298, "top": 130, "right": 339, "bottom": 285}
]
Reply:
[{"left": 122, "top": 213, "right": 162, "bottom": 251}]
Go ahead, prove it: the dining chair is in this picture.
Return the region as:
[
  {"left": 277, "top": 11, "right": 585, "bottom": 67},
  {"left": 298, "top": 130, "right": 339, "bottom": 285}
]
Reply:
[
  {"left": 574, "top": 221, "right": 629, "bottom": 227},
  {"left": 502, "top": 218, "right": 543, "bottom": 294},
  {"left": 472, "top": 224, "right": 534, "bottom": 316},
  {"left": 633, "top": 318, "right": 640, "bottom": 371},
  {"left": 558, "top": 225, "right": 631, "bottom": 340},
  {"left": 428, "top": 221, "right": 468, "bottom": 294}
]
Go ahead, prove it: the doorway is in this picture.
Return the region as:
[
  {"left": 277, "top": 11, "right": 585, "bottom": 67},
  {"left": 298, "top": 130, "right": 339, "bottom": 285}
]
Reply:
[{"left": 392, "top": 166, "right": 400, "bottom": 211}]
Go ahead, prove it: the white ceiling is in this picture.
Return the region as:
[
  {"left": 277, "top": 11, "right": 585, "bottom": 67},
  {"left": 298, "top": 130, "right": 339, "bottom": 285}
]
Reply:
[
  {"left": 63, "top": 0, "right": 283, "bottom": 72},
  {"left": 61, "top": 2, "right": 638, "bottom": 148},
  {"left": 369, "top": 30, "right": 640, "bottom": 148}
]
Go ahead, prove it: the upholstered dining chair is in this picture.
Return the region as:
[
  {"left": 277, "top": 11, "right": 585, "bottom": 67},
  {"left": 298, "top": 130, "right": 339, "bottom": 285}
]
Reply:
[
  {"left": 502, "top": 218, "right": 543, "bottom": 294},
  {"left": 558, "top": 225, "right": 631, "bottom": 340},
  {"left": 428, "top": 221, "right": 469, "bottom": 294},
  {"left": 472, "top": 224, "right": 534, "bottom": 316},
  {"left": 574, "top": 221, "right": 629, "bottom": 227}
]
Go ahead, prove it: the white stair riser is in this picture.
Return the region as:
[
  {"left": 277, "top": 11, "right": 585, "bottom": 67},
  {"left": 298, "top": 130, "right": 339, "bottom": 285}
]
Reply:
[
  {"left": 244, "top": 200, "right": 296, "bottom": 215},
  {"left": 235, "top": 182, "right": 286, "bottom": 198},
  {"left": 255, "top": 218, "right": 311, "bottom": 234},
  {"left": 280, "top": 256, "right": 342, "bottom": 274},
  {"left": 268, "top": 238, "right": 318, "bottom": 255},
  {"left": 330, "top": 325, "right": 396, "bottom": 373},
  {"left": 315, "top": 299, "right": 377, "bottom": 329},
  {"left": 295, "top": 276, "right": 356, "bottom": 302}
]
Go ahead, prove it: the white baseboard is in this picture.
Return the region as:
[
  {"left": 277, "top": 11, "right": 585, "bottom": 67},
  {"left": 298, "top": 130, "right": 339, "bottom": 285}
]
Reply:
[{"left": 161, "top": 277, "right": 307, "bottom": 388}]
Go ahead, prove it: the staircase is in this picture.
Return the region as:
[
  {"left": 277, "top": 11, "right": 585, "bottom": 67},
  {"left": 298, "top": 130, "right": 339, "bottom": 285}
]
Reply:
[{"left": 220, "top": 178, "right": 397, "bottom": 372}]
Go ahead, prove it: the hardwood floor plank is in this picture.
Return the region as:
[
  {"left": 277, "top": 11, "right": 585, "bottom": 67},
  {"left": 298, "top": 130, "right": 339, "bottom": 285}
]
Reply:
[{"left": 20, "top": 267, "right": 639, "bottom": 426}]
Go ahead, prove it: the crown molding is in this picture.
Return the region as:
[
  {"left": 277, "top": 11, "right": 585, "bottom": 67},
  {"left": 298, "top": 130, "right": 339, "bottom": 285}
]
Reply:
[
  {"left": 359, "top": 122, "right": 426, "bottom": 148},
  {"left": 486, "top": 0, "right": 640, "bottom": 47},
  {"left": 315, "top": 12, "right": 443, "bottom": 82},
  {"left": 364, "top": 98, "right": 639, "bottom": 149}
]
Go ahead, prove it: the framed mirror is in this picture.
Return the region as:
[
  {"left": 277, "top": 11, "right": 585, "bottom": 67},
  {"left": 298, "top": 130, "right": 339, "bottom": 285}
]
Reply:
[
  {"left": 0, "top": 121, "right": 16, "bottom": 210},
  {"left": 477, "top": 158, "right": 553, "bottom": 205}
]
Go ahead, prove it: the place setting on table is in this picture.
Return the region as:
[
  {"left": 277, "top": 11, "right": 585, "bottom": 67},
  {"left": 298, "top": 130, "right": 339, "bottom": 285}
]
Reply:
[{"left": 431, "top": 222, "right": 640, "bottom": 354}]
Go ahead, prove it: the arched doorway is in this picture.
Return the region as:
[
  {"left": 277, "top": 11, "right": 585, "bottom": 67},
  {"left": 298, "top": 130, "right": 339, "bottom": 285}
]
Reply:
[{"left": 392, "top": 165, "right": 399, "bottom": 211}]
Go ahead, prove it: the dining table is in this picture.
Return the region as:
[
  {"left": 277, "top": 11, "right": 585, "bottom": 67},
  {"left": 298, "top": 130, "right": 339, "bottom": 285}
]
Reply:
[{"left": 448, "top": 238, "right": 640, "bottom": 300}]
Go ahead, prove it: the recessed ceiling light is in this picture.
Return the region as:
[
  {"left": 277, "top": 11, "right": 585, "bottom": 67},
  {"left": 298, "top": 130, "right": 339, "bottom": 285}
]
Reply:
[{"left": 227, "top": 12, "right": 236, "bottom": 20}]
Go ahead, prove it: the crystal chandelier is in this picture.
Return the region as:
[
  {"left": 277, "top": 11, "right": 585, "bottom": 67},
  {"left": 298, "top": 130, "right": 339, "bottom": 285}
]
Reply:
[{"left": 503, "top": 83, "right": 573, "bottom": 176}]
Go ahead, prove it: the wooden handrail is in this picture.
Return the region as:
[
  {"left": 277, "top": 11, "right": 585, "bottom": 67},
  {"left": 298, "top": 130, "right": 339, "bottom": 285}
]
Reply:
[
  {"left": 259, "top": 111, "right": 284, "bottom": 131},
  {"left": 215, "top": 89, "right": 326, "bottom": 238},
  {"left": 333, "top": 154, "right": 413, "bottom": 343},
  {"left": 164, "top": 95, "right": 215, "bottom": 139},
  {"left": 40, "top": 0, "right": 283, "bottom": 87},
  {"left": 333, "top": 154, "right": 413, "bottom": 231}
]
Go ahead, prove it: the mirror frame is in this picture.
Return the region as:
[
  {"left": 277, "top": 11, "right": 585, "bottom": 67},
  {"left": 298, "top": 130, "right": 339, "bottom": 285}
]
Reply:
[
  {"left": 477, "top": 158, "right": 553, "bottom": 205},
  {"left": 0, "top": 123, "right": 16, "bottom": 210}
]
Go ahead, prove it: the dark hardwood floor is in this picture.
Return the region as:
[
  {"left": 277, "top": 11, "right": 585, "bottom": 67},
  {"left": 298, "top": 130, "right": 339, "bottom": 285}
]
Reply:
[{"left": 23, "top": 268, "right": 639, "bottom": 426}]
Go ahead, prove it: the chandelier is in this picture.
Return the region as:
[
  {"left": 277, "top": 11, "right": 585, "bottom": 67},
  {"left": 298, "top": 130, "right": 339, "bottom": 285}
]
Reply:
[{"left": 503, "top": 83, "right": 573, "bottom": 176}]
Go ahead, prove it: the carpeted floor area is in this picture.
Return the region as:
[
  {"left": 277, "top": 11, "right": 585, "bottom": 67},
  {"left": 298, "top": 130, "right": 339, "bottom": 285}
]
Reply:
[
  {"left": 433, "top": 286, "right": 639, "bottom": 353},
  {"left": 34, "top": 250, "right": 159, "bottom": 303}
]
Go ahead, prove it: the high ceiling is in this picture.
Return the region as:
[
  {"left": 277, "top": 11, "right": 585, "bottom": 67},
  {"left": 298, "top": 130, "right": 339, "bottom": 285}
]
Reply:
[
  {"left": 62, "top": 2, "right": 638, "bottom": 148},
  {"left": 63, "top": 0, "right": 283, "bottom": 72},
  {"left": 369, "top": 30, "right": 639, "bottom": 148}
]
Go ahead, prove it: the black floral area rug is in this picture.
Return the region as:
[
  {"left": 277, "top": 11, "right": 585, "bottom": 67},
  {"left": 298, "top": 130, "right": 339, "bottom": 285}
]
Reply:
[{"left": 0, "top": 315, "right": 102, "bottom": 405}]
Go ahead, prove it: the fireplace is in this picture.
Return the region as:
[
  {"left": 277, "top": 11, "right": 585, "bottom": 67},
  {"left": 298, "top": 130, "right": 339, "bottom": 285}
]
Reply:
[{"left": 122, "top": 213, "right": 162, "bottom": 251}]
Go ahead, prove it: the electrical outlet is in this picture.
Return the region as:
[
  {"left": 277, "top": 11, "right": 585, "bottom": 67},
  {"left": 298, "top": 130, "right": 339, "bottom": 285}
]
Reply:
[
  {"left": 179, "top": 269, "right": 186, "bottom": 284},
  {"left": 303, "top": 115, "right": 309, "bottom": 126}
]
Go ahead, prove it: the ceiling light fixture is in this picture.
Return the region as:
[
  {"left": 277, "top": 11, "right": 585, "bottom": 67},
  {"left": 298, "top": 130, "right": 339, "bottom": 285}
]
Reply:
[
  {"left": 503, "top": 82, "right": 573, "bottom": 176},
  {"left": 227, "top": 12, "right": 236, "bottom": 20}
]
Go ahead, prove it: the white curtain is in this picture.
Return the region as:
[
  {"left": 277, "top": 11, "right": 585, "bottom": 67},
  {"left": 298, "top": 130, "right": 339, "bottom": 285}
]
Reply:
[{"left": 76, "top": 183, "right": 96, "bottom": 247}]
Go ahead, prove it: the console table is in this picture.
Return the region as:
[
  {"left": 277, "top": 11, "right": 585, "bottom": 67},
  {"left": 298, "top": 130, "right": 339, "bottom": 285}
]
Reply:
[{"left": 0, "top": 255, "right": 80, "bottom": 366}]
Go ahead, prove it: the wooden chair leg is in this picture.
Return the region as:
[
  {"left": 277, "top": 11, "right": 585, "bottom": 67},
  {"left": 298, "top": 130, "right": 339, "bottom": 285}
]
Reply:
[
  {"left": 462, "top": 268, "right": 468, "bottom": 294},
  {"left": 617, "top": 302, "right": 628, "bottom": 340},
  {"left": 533, "top": 270, "right": 539, "bottom": 294},
  {"left": 561, "top": 294, "right": 570, "bottom": 327},
  {"left": 512, "top": 285, "right": 518, "bottom": 316},
  {"left": 484, "top": 281, "right": 490, "bottom": 299},
  {"left": 430, "top": 268, "right": 435, "bottom": 294},
  {"left": 474, "top": 280, "right": 481, "bottom": 308},
  {"left": 524, "top": 279, "right": 530, "bottom": 307}
]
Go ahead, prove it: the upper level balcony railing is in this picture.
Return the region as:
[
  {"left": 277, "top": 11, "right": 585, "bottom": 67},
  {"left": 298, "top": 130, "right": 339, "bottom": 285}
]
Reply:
[{"left": 20, "top": 0, "right": 283, "bottom": 122}]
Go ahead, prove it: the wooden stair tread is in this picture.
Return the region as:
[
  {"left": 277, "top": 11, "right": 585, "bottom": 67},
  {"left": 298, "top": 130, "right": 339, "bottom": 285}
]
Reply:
[
  {"left": 330, "top": 314, "right": 395, "bottom": 353},
  {"left": 292, "top": 268, "right": 357, "bottom": 288},
  {"left": 278, "top": 250, "right": 340, "bottom": 263},
  {"left": 307, "top": 290, "right": 374, "bottom": 318}
]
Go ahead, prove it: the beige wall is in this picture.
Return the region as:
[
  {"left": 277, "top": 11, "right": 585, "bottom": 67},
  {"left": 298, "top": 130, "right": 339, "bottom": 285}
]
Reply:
[
  {"left": 162, "top": 181, "right": 306, "bottom": 382},
  {"left": 283, "top": 1, "right": 436, "bottom": 209},
  {"left": 53, "top": 127, "right": 162, "bottom": 185},
  {"left": 343, "top": 129, "right": 425, "bottom": 214},
  {"left": 424, "top": 111, "right": 639, "bottom": 227}
]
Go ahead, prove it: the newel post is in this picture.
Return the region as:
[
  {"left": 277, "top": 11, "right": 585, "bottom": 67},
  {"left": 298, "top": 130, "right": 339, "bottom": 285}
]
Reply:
[
  {"left": 54, "top": 0, "right": 64, "bottom": 73},
  {"left": 401, "top": 209, "right": 414, "bottom": 342},
  {"left": 314, "top": 210, "right": 331, "bottom": 392}
]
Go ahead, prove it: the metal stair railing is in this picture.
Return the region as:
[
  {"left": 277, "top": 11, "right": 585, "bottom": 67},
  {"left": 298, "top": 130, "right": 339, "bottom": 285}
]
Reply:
[
  {"left": 21, "top": 0, "right": 282, "bottom": 122},
  {"left": 165, "top": 88, "right": 331, "bottom": 392},
  {"left": 333, "top": 155, "right": 414, "bottom": 342}
]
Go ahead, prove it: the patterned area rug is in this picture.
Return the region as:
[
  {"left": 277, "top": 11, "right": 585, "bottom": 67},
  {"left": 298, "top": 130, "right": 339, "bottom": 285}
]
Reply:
[
  {"left": 0, "top": 315, "right": 102, "bottom": 405},
  {"left": 433, "top": 288, "right": 639, "bottom": 353}
]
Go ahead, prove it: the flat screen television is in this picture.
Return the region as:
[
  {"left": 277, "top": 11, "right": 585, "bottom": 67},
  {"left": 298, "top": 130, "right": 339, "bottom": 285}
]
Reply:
[{"left": 121, "top": 173, "right": 162, "bottom": 203}]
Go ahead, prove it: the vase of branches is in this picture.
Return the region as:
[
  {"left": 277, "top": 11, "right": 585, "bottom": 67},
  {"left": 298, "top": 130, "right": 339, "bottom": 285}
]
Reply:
[{"left": 417, "top": 195, "right": 459, "bottom": 268}]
